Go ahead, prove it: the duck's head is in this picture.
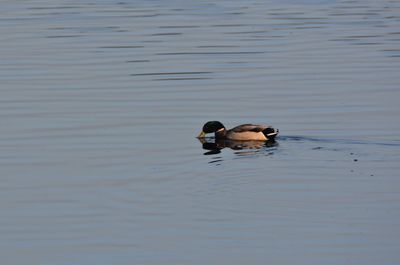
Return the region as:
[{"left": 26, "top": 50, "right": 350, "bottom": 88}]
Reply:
[{"left": 197, "top": 121, "right": 225, "bottom": 138}]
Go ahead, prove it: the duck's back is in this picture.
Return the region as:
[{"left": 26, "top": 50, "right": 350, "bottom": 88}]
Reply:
[
  {"left": 230, "top": 124, "right": 271, "bottom": 133},
  {"left": 227, "top": 124, "right": 273, "bottom": 141}
]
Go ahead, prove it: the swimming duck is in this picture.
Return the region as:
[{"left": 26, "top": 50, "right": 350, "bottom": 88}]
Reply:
[{"left": 197, "top": 121, "right": 278, "bottom": 141}]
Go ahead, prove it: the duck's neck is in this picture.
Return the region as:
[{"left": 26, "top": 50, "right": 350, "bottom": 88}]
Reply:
[{"left": 215, "top": 128, "right": 227, "bottom": 139}]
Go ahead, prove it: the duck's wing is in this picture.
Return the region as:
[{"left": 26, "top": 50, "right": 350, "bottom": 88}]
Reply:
[{"left": 230, "top": 124, "right": 272, "bottom": 133}]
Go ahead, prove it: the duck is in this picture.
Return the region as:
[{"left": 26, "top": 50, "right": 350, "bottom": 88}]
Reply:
[{"left": 197, "top": 121, "right": 278, "bottom": 141}]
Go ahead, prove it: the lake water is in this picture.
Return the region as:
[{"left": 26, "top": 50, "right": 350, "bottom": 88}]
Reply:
[{"left": 1, "top": 0, "right": 400, "bottom": 264}]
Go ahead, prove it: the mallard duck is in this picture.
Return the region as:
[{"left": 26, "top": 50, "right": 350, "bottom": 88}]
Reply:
[{"left": 197, "top": 121, "right": 278, "bottom": 141}]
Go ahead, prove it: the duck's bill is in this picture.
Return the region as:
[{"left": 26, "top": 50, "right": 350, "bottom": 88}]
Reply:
[{"left": 197, "top": 131, "right": 206, "bottom": 138}]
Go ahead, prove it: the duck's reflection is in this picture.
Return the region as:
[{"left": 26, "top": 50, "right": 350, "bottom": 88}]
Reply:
[{"left": 198, "top": 137, "right": 278, "bottom": 157}]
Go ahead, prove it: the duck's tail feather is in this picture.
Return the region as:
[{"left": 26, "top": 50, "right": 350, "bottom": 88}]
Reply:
[{"left": 262, "top": 128, "right": 279, "bottom": 140}]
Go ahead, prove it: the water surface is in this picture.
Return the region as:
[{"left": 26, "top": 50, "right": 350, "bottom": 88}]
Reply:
[{"left": 1, "top": 0, "right": 400, "bottom": 264}]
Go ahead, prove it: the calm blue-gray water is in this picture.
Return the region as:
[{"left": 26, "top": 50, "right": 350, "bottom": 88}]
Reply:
[{"left": 1, "top": 0, "right": 400, "bottom": 264}]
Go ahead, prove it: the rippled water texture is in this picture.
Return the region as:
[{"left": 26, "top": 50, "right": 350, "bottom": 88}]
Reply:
[{"left": 1, "top": 0, "right": 400, "bottom": 264}]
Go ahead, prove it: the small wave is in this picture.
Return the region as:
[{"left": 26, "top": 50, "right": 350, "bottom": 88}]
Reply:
[{"left": 279, "top": 136, "right": 400, "bottom": 147}]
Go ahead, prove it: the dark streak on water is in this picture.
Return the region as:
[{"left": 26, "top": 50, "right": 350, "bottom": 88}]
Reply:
[
  {"left": 1, "top": 0, "right": 400, "bottom": 265},
  {"left": 131, "top": 72, "right": 213, "bottom": 76},
  {"left": 280, "top": 136, "right": 400, "bottom": 147},
  {"left": 156, "top": 51, "right": 266, "bottom": 55},
  {"left": 99, "top": 45, "right": 145, "bottom": 48}
]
